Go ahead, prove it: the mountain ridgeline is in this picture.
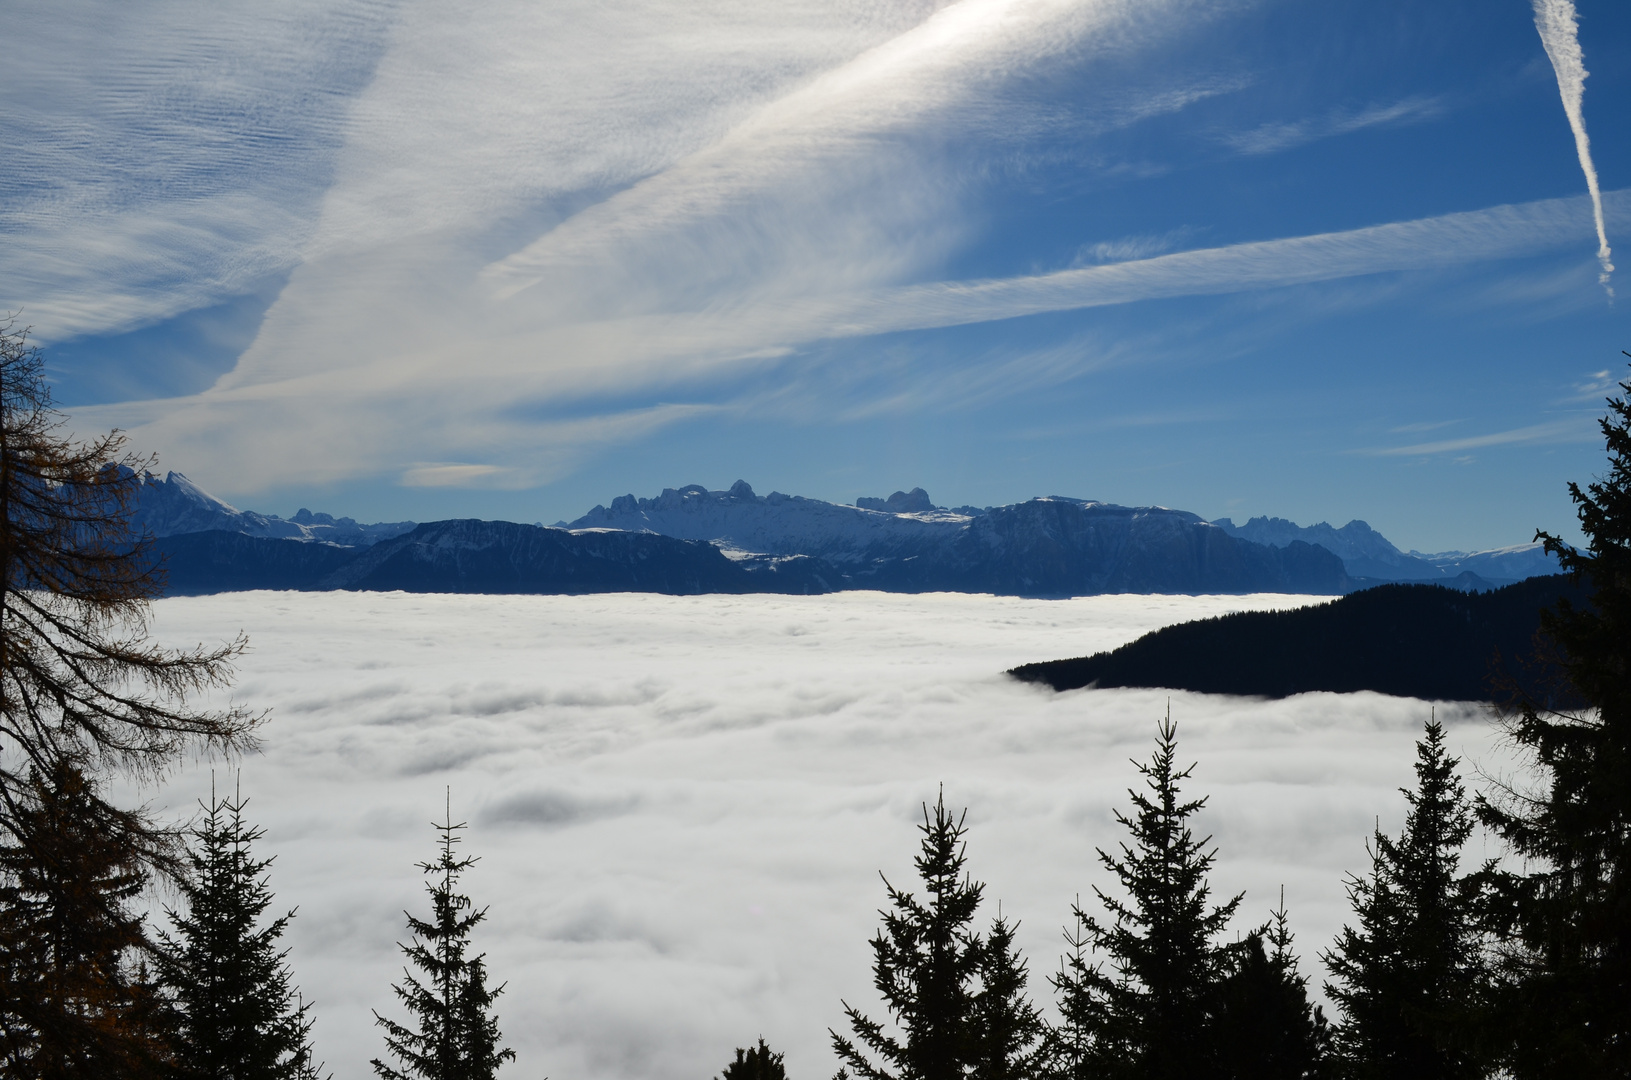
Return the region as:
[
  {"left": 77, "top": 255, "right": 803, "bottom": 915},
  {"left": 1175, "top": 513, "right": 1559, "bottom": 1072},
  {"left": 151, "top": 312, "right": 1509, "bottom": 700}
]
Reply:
[{"left": 137, "top": 472, "right": 1556, "bottom": 599}]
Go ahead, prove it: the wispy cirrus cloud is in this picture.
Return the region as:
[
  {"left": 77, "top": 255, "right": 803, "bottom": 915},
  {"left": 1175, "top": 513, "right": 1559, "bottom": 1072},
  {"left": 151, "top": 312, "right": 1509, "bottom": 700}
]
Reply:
[
  {"left": 70, "top": 185, "right": 1628, "bottom": 494},
  {"left": 1221, "top": 95, "right": 1444, "bottom": 156},
  {"left": 1361, "top": 418, "right": 1597, "bottom": 458}
]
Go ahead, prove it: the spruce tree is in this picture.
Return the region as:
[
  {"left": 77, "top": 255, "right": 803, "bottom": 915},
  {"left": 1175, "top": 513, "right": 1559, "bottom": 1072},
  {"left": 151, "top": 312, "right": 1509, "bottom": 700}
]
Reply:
[
  {"left": 154, "top": 780, "right": 326, "bottom": 1080},
  {"left": 1477, "top": 359, "right": 1631, "bottom": 1078},
  {"left": 1055, "top": 711, "right": 1241, "bottom": 1080},
  {"left": 1322, "top": 720, "right": 1488, "bottom": 1080},
  {"left": 1208, "top": 897, "right": 1329, "bottom": 1080},
  {"left": 718, "top": 1037, "right": 788, "bottom": 1080},
  {"left": 1050, "top": 904, "right": 1117, "bottom": 1080},
  {"left": 372, "top": 799, "right": 514, "bottom": 1080},
  {"left": 830, "top": 789, "right": 988, "bottom": 1080},
  {"left": 0, "top": 763, "right": 165, "bottom": 1079},
  {"left": 970, "top": 913, "right": 1050, "bottom": 1080}
]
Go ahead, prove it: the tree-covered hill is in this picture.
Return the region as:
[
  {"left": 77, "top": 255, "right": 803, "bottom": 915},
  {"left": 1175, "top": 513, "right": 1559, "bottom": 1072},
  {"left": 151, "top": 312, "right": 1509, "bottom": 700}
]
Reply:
[{"left": 1009, "top": 575, "right": 1586, "bottom": 704}]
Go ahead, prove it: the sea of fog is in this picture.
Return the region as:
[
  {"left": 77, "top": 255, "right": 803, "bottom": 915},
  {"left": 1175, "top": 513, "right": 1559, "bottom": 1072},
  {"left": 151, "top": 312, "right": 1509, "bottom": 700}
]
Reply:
[{"left": 131, "top": 590, "right": 1514, "bottom": 1080}]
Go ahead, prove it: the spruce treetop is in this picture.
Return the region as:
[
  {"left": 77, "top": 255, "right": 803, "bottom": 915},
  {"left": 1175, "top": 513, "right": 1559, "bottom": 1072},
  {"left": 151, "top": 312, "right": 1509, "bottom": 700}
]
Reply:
[{"left": 373, "top": 794, "right": 514, "bottom": 1080}]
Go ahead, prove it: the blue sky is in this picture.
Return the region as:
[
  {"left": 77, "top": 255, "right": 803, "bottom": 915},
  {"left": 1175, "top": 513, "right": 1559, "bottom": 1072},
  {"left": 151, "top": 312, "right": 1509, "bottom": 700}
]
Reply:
[{"left": 5, "top": 0, "right": 1628, "bottom": 552}]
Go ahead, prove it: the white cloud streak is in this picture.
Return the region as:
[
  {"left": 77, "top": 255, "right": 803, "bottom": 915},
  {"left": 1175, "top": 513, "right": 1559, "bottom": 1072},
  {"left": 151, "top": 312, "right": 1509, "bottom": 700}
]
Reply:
[
  {"left": 790, "top": 190, "right": 1628, "bottom": 340},
  {"left": 1531, "top": 0, "right": 1614, "bottom": 295},
  {"left": 67, "top": 188, "right": 1627, "bottom": 496},
  {"left": 1362, "top": 417, "right": 1595, "bottom": 457},
  {"left": 129, "top": 590, "right": 1510, "bottom": 1080},
  {"left": 1222, "top": 95, "right": 1443, "bottom": 156}
]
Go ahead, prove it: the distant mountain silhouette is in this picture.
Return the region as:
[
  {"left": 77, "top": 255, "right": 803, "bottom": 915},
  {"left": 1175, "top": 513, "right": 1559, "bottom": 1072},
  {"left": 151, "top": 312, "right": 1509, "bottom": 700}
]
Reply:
[
  {"left": 151, "top": 520, "right": 841, "bottom": 596},
  {"left": 139, "top": 473, "right": 1554, "bottom": 599},
  {"left": 1009, "top": 575, "right": 1586, "bottom": 704},
  {"left": 317, "top": 519, "right": 839, "bottom": 595}
]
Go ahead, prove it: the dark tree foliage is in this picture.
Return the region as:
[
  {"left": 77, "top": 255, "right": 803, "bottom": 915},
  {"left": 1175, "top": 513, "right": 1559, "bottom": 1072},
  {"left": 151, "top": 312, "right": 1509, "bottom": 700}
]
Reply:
[
  {"left": 1209, "top": 900, "right": 1330, "bottom": 1080},
  {"left": 0, "top": 764, "right": 167, "bottom": 1079},
  {"left": 831, "top": 790, "right": 989, "bottom": 1080},
  {"left": 1050, "top": 904, "right": 1113, "bottom": 1080},
  {"left": 1055, "top": 712, "right": 1241, "bottom": 1080},
  {"left": 1477, "top": 360, "right": 1631, "bottom": 1077},
  {"left": 1323, "top": 720, "right": 1489, "bottom": 1080},
  {"left": 970, "top": 913, "right": 1050, "bottom": 1080},
  {"left": 718, "top": 1037, "right": 788, "bottom": 1080},
  {"left": 0, "top": 320, "right": 258, "bottom": 856},
  {"left": 155, "top": 781, "right": 326, "bottom": 1080},
  {"left": 372, "top": 802, "right": 514, "bottom": 1080}
]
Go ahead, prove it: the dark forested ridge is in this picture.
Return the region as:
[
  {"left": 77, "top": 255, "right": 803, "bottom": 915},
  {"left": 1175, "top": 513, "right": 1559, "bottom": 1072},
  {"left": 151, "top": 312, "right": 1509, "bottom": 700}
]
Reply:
[
  {"left": 152, "top": 520, "right": 844, "bottom": 596},
  {"left": 1008, "top": 575, "right": 1586, "bottom": 703},
  {"left": 153, "top": 530, "right": 362, "bottom": 594},
  {"left": 149, "top": 507, "right": 1345, "bottom": 598}
]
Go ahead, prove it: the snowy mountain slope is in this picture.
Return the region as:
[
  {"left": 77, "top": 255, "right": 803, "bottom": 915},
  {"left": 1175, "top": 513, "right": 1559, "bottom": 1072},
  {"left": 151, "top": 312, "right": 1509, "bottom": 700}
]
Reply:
[
  {"left": 1210, "top": 515, "right": 1442, "bottom": 580},
  {"left": 1411, "top": 542, "right": 1561, "bottom": 582},
  {"left": 131, "top": 470, "right": 416, "bottom": 547}
]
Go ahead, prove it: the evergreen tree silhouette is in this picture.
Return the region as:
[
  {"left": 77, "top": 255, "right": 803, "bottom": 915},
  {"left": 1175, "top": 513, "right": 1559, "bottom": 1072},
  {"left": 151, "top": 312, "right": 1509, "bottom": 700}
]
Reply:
[
  {"left": 372, "top": 795, "right": 514, "bottom": 1080},
  {"left": 155, "top": 778, "right": 326, "bottom": 1080},
  {"left": 1477, "top": 358, "right": 1631, "bottom": 1077},
  {"left": 830, "top": 789, "right": 988, "bottom": 1080},
  {"left": 1055, "top": 711, "right": 1241, "bottom": 1080},
  {"left": 1322, "top": 720, "right": 1488, "bottom": 1080},
  {"left": 0, "top": 764, "right": 166, "bottom": 1078},
  {"left": 1208, "top": 895, "right": 1330, "bottom": 1080},
  {"left": 1050, "top": 903, "right": 1116, "bottom": 1080},
  {"left": 718, "top": 1037, "right": 788, "bottom": 1080},
  {"left": 970, "top": 911, "right": 1050, "bottom": 1080}
]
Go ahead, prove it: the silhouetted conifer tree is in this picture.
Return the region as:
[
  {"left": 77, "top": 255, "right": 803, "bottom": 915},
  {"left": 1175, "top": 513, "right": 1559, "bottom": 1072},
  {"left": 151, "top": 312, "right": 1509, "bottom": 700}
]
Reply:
[
  {"left": 719, "top": 1037, "right": 787, "bottom": 1080},
  {"left": 970, "top": 912, "right": 1050, "bottom": 1080},
  {"left": 831, "top": 790, "right": 988, "bottom": 1080},
  {"left": 1050, "top": 904, "right": 1117, "bottom": 1080},
  {"left": 1477, "top": 359, "right": 1631, "bottom": 1078},
  {"left": 372, "top": 798, "right": 514, "bottom": 1080},
  {"left": 0, "top": 764, "right": 166, "bottom": 1079},
  {"left": 1322, "top": 720, "right": 1488, "bottom": 1080},
  {"left": 155, "top": 780, "right": 326, "bottom": 1080},
  {"left": 1208, "top": 897, "right": 1330, "bottom": 1080},
  {"left": 1055, "top": 712, "right": 1241, "bottom": 1080}
]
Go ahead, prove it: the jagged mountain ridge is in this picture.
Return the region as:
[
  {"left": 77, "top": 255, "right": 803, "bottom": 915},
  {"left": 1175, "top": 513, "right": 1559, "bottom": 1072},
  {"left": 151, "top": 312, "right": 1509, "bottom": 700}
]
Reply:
[
  {"left": 571, "top": 483, "right": 1347, "bottom": 596},
  {"left": 131, "top": 470, "right": 416, "bottom": 547}
]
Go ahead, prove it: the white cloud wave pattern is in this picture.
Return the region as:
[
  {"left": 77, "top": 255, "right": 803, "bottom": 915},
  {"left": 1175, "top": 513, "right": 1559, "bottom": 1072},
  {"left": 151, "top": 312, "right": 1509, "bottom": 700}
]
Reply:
[{"left": 129, "top": 591, "right": 1516, "bottom": 1080}]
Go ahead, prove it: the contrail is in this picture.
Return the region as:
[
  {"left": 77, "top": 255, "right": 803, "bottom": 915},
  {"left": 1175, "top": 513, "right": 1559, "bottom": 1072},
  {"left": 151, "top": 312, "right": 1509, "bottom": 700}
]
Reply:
[{"left": 1532, "top": 0, "right": 1614, "bottom": 296}]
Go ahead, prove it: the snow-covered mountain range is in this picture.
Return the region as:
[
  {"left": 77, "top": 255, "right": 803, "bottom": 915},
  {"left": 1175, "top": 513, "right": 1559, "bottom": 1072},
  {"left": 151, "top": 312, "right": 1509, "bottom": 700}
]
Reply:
[{"left": 135, "top": 471, "right": 1561, "bottom": 596}]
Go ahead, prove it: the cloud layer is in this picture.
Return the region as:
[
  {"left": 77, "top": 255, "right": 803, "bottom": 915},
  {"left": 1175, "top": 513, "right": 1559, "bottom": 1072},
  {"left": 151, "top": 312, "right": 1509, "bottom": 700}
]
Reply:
[{"left": 132, "top": 590, "right": 1512, "bottom": 1080}]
